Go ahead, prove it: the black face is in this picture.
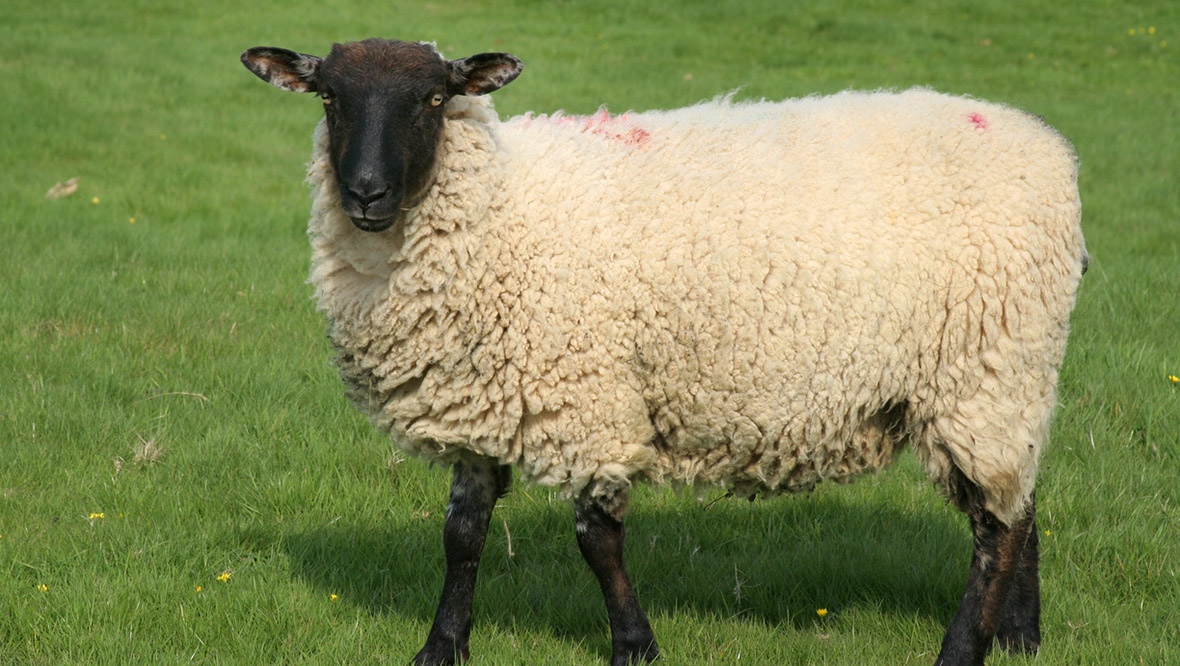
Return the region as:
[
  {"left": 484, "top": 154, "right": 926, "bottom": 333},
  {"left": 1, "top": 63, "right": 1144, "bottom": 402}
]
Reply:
[
  {"left": 317, "top": 41, "right": 450, "bottom": 231},
  {"left": 241, "top": 39, "right": 523, "bottom": 232}
]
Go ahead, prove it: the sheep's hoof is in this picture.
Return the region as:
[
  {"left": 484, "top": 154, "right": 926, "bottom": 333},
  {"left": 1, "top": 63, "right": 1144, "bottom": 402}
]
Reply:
[
  {"left": 411, "top": 639, "right": 468, "bottom": 666},
  {"left": 995, "top": 631, "right": 1040, "bottom": 656},
  {"left": 610, "top": 639, "right": 659, "bottom": 666}
]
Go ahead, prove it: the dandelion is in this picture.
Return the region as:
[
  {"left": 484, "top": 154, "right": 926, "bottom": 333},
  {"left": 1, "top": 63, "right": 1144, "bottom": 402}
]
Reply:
[
  {"left": 1128, "top": 28, "right": 1135, "bottom": 36},
  {"left": 816, "top": 608, "right": 828, "bottom": 618},
  {"left": 216, "top": 571, "right": 232, "bottom": 582},
  {"left": 329, "top": 593, "right": 339, "bottom": 602},
  {"left": 196, "top": 585, "right": 203, "bottom": 592},
  {"left": 1149, "top": 27, "right": 1156, "bottom": 35},
  {"left": 1044, "top": 529, "right": 1052, "bottom": 536},
  {"left": 91, "top": 197, "right": 100, "bottom": 204},
  {"left": 160, "top": 133, "right": 166, "bottom": 140},
  {"left": 129, "top": 218, "right": 136, "bottom": 224},
  {"left": 1168, "top": 375, "right": 1179, "bottom": 384},
  {"left": 88, "top": 512, "right": 105, "bottom": 520},
  {"left": 37, "top": 584, "right": 49, "bottom": 592}
]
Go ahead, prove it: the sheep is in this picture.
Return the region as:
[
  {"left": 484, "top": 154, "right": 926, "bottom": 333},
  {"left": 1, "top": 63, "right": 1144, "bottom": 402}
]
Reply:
[{"left": 240, "top": 38, "right": 1086, "bottom": 666}]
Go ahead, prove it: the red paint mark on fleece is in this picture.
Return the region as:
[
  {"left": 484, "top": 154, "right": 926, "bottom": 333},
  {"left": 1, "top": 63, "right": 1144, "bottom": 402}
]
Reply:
[
  {"left": 553, "top": 109, "right": 651, "bottom": 147},
  {"left": 968, "top": 112, "right": 989, "bottom": 130}
]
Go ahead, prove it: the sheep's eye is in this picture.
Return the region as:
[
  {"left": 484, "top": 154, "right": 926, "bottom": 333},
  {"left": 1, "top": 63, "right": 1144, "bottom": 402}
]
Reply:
[
  {"left": 320, "top": 93, "right": 334, "bottom": 105},
  {"left": 429, "top": 93, "right": 445, "bottom": 107}
]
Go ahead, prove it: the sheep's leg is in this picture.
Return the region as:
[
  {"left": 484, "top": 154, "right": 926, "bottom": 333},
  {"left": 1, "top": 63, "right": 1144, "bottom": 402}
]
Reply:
[
  {"left": 935, "top": 488, "right": 1038, "bottom": 666},
  {"left": 574, "top": 495, "right": 660, "bottom": 666},
  {"left": 413, "top": 457, "right": 511, "bottom": 666},
  {"left": 994, "top": 495, "right": 1041, "bottom": 655}
]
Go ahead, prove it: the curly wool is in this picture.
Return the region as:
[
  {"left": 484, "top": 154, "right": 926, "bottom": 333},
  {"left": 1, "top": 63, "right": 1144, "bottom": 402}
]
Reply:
[{"left": 306, "top": 89, "right": 1085, "bottom": 525}]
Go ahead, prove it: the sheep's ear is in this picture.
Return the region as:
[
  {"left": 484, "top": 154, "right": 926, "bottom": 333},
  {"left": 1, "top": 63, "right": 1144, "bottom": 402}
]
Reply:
[
  {"left": 447, "top": 53, "right": 523, "bottom": 96},
  {"left": 241, "top": 47, "right": 322, "bottom": 93}
]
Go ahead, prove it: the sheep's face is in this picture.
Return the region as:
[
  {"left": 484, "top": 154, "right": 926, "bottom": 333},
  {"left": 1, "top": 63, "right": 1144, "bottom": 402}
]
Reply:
[{"left": 242, "top": 39, "right": 522, "bottom": 232}]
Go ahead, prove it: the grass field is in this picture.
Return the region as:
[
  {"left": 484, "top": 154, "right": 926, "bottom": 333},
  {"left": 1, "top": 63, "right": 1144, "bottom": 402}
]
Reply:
[{"left": 2, "top": 0, "right": 1178, "bottom": 663}]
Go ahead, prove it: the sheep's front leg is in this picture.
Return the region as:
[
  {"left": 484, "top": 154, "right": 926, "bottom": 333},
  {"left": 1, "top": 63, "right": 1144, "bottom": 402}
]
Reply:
[
  {"left": 574, "top": 494, "right": 659, "bottom": 666},
  {"left": 413, "top": 457, "right": 511, "bottom": 666},
  {"left": 935, "top": 492, "right": 1038, "bottom": 666}
]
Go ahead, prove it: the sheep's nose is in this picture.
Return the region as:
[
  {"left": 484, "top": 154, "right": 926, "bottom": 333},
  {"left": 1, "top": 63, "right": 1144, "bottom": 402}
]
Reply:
[{"left": 348, "top": 183, "right": 391, "bottom": 208}]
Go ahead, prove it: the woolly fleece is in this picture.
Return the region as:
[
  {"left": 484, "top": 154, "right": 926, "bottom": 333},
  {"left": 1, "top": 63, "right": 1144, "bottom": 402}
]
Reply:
[{"left": 305, "top": 88, "right": 1085, "bottom": 525}]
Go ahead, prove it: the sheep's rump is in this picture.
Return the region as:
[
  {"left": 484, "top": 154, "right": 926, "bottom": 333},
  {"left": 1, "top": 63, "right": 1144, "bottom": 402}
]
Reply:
[{"left": 310, "top": 89, "right": 1085, "bottom": 525}]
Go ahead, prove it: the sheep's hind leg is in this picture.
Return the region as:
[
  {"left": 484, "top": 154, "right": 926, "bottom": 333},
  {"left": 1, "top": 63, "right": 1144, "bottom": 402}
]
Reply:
[
  {"left": 574, "top": 494, "right": 660, "bottom": 666},
  {"left": 935, "top": 475, "right": 1038, "bottom": 666},
  {"left": 994, "top": 494, "right": 1041, "bottom": 655},
  {"left": 413, "top": 457, "right": 511, "bottom": 666}
]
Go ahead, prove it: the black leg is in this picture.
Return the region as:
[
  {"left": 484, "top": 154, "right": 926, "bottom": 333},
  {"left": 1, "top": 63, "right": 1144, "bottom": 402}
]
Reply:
[
  {"left": 935, "top": 490, "right": 1038, "bottom": 666},
  {"left": 574, "top": 495, "right": 659, "bottom": 666},
  {"left": 413, "top": 457, "right": 511, "bottom": 666},
  {"left": 995, "top": 496, "right": 1041, "bottom": 655}
]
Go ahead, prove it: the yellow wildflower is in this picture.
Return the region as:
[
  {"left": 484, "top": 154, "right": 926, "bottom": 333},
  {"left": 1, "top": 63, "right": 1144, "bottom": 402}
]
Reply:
[
  {"left": 816, "top": 608, "right": 828, "bottom": 617},
  {"left": 330, "top": 593, "right": 339, "bottom": 602},
  {"left": 1149, "top": 27, "right": 1156, "bottom": 35},
  {"left": 1044, "top": 529, "right": 1052, "bottom": 536},
  {"left": 38, "top": 584, "right": 49, "bottom": 592},
  {"left": 89, "top": 512, "right": 105, "bottom": 520},
  {"left": 129, "top": 218, "right": 136, "bottom": 224},
  {"left": 1168, "top": 375, "right": 1179, "bottom": 384},
  {"left": 91, "top": 197, "right": 100, "bottom": 204},
  {"left": 196, "top": 586, "right": 203, "bottom": 592},
  {"left": 216, "top": 571, "right": 232, "bottom": 582}
]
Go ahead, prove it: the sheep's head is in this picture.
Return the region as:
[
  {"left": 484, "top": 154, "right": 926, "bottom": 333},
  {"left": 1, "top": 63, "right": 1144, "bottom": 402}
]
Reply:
[{"left": 242, "top": 39, "right": 522, "bottom": 232}]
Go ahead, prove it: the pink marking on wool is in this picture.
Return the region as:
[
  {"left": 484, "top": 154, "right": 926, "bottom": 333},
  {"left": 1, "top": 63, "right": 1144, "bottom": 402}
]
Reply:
[
  {"left": 620, "top": 127, "right": 651, "bottom": 146},
  {"left": 546, "top": 108, "right": 651, "bottom": 147},
  {"left": 968, "top": 112, "right": 989, "bottom": 130}
]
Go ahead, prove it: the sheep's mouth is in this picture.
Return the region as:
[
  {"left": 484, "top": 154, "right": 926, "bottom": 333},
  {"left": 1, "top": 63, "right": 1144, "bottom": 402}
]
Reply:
[{"left": 350, "top": 215, "right": 396, "bottom": 232}]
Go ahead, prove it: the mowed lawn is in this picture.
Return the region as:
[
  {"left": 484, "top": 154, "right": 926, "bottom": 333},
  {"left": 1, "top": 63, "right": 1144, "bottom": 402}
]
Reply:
[{"left": 1, "top": 0, "right": 1177, "bottom": 664}]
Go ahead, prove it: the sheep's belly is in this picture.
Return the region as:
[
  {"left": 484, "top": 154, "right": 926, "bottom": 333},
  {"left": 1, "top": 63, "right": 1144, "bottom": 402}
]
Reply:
[{"left": 649, "top": 402, "right": 906, "bottom": 495}]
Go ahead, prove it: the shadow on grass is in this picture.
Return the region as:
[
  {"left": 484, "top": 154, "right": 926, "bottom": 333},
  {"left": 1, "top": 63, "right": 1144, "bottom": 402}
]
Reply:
[{"left": 240, "top": 486, "right": 971, "bottom": 654}]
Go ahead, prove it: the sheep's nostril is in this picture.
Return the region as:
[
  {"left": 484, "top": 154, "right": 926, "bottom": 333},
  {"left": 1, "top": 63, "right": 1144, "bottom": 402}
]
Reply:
[{"left": 347, "top": 184, "right": 391, "bottom": 208}]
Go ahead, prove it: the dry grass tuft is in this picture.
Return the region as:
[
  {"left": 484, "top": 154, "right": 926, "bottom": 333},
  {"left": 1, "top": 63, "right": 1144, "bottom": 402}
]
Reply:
[{"left": 131, "top": 432, "right": 166, "bottom": 468}]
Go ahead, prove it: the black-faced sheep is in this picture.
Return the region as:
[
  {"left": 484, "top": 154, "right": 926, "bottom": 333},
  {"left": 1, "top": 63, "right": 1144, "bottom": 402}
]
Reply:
[{"left": 241, "top": 38, "right": 1086, "bottom": 666}]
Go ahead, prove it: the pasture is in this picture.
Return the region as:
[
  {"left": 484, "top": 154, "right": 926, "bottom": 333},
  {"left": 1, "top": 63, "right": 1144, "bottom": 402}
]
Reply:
[{"left": 1, "top": 0, "right": 1177, "bottom": 663}]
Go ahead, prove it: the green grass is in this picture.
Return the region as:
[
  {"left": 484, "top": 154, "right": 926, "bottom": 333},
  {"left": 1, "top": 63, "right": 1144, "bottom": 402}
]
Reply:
[{"left": 2, "top": 0, "right": 1178, "bottom": 663}]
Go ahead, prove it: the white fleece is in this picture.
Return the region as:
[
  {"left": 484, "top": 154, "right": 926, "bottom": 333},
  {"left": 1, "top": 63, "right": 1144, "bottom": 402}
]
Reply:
[{"left": 305, "top": 88, "right": 1085, "bottom": 525}]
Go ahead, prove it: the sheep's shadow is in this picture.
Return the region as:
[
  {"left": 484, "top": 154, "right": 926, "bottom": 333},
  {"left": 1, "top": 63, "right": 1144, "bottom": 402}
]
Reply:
[{"left": 243, "top": 476, "right": 972, "bottom": 653}]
